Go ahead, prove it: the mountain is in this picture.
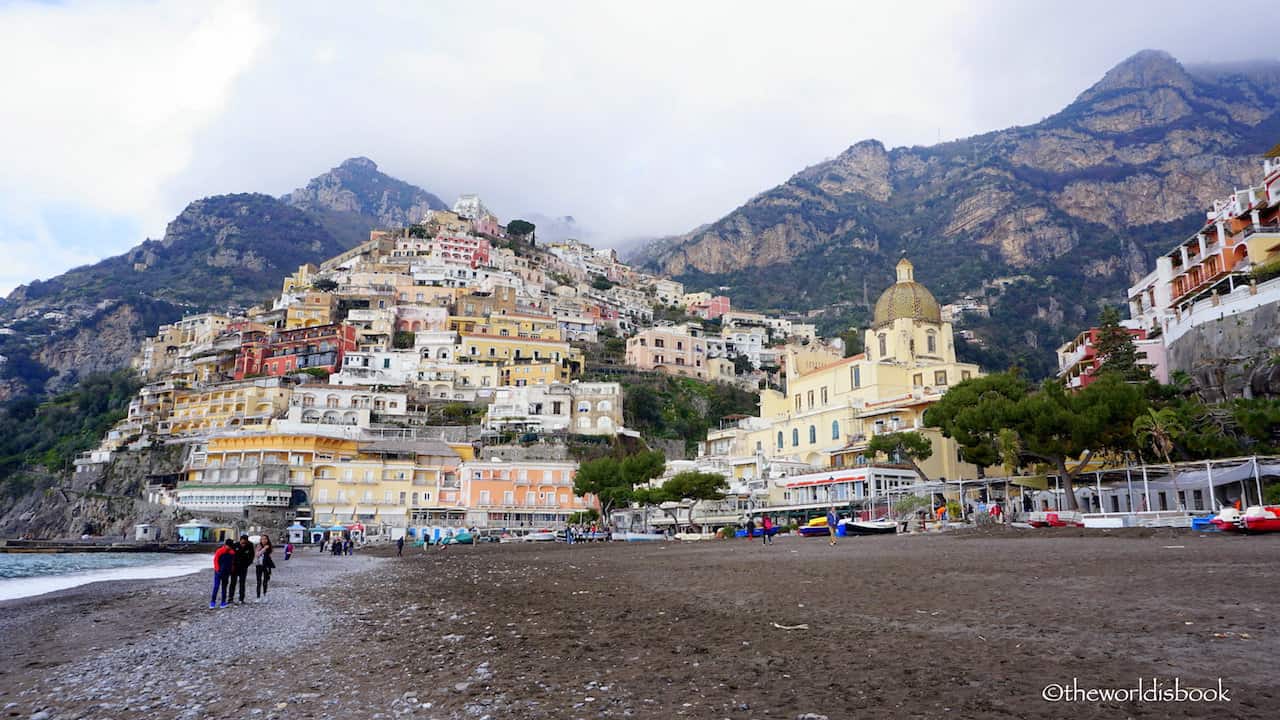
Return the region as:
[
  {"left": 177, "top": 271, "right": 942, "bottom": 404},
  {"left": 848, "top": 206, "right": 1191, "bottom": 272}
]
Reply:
[
  {"left": 0, "top": 159, "right": 449, "bottom": 402},
  {"left": 282, "top": 157, "right": 447, "bottom": 246},
  {"left": 636, "top": 50, "right": 1280, "bottom": 377},
  {"left": 0, "top": 194, "right": 345, "bottom": 400}
]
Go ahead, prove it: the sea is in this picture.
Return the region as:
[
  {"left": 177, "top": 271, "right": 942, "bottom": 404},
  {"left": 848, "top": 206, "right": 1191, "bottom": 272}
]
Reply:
[{"left": 0, "top": 552, "right": 207, "bottom": 602}]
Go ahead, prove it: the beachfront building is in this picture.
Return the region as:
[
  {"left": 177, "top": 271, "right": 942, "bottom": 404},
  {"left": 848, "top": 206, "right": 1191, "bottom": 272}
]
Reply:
[
  {"left": 458, "top": 459, "right": 592, "bottom": 529},
  {"left": 625, "top": 324, "right": 708, "bottom": 379},
  {"left": 310, "top": 439, "right": 467, "bottom": 537},
  {"left": 457, "top": 333, "right": 583, "bottom": 376},
  {"left": 707, "top": 259, "right": 981, "bottom": 481},
  {"left": 1127, "top": 152, "right": 1280, "bottom": 341}
]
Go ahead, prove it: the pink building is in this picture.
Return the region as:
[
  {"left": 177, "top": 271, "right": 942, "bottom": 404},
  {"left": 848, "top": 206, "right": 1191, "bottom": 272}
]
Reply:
[
  {"left": 1056, "top": 326, "right": 1168, "bottom": 389},
  {"left": 688, "top": 295, "right": 731, "bottom": 320},
  {"left": 625, "top": 326, "right": 708, "bottom": 379}
]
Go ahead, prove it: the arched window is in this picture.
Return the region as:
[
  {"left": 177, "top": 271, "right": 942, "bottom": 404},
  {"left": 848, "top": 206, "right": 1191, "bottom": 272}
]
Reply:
[
  {"left": 808, "top": 425, "right": 816, "bottom": 444},
  {"left": 878, "top": 333, "right": 887, "bottom": 358},
  {"left": 792, "top": 429, "right": 799, "bottom": 447},
  {"left": 832, "top": 420, "right": 840, "bottom": 440},
  {"left": 777, "top": 431, "right": 784, "bottom": 449}
]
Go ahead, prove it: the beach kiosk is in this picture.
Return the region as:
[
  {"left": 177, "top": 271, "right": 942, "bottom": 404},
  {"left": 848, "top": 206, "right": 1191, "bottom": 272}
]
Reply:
[
  {"left": 134, "top": 523, "right": 161, "bottom": 542},
  {"left": 286, "top": 523, "right": 307, "bottom": 544},
  {"left": 175, "top": 519, "right": 214, "bottom": 543},
  {"left": 309, "top": 526, "right": 327, "bottom": 544}
]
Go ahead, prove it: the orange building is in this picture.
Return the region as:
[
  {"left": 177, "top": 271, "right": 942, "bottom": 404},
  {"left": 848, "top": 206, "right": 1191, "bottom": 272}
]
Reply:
[{"left": 459, "top": 460, "right": 594, "bottom": 528}]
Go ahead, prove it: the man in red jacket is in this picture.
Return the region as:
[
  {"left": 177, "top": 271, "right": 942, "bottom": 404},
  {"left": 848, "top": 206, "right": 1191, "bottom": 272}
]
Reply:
[{"left": 211, "top": 539, "right": 236, "bottom": 609}]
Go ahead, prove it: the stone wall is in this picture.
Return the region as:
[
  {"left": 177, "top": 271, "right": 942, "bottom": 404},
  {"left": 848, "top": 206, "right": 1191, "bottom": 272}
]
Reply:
[{"left": 1167, "top": 300, "right": 1280, "bottom": 402}]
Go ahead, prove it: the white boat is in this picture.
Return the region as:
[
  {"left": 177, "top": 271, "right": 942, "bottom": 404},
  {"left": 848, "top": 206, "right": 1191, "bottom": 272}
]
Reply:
[
  {"left": 614, "top": 531, "right": 666, "bottom": 542},
  {"left": 523, "top": 529, "right": 558, "bottom": 542},
  {"left": 673, "top": 531, "right": 714, "bottom": 541}
]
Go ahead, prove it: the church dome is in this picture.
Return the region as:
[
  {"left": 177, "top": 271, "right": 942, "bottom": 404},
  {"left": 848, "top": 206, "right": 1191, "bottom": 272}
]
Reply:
[{"left": 872, "top": 258, "right": 942, "bottom": 328}]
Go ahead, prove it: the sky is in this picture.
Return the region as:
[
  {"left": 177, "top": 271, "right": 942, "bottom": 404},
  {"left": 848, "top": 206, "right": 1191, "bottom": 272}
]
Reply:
[{"left": 1, "top": 0, "right": 1276, "bottom": 294}]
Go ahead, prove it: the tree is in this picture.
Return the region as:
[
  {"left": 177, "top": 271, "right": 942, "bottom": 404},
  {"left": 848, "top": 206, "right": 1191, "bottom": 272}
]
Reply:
[
  {"left": 393, "top": 331, "right": 416, "bottom": 349},
  {"left": 507, "top": 219, "right": 536, "bottom": 240},
  {"left": 1133, "top": 407, "right": 1186, "bottom": 509},
  {"left": 663, "top": 471, "right": 729, "bottom": 530},
  {"left": 865, "top": 431, "right": 934, "bottom": 483},
  {"left": 1093, "top": 306, "right": 1150, "bottom": 382},
  {"left": 838, "top": 329, "right": 865, "bottom": 358},
  {"left": 925, "top": 372, "right": 1146, "bottom": 511},
  {"left": 590, "top": 275, "right": 615, "bottom": 291},
  {"left": 573, "top": 457, "right": 630, "bottom": 520},
  {"left": 312, "top": 278, "right": 339, "bottom": 293},
  {"left": 572, "top": 450, "right": 666, "bottom": 521}
]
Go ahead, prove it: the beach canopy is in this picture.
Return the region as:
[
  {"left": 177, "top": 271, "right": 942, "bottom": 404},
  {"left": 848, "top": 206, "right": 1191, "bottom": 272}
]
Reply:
[
  {"left": 328, "top": 525, "right": 348, "bottom": 531},
  {"left": 287, "top": 523, "right": 306, "bottom": 530}
]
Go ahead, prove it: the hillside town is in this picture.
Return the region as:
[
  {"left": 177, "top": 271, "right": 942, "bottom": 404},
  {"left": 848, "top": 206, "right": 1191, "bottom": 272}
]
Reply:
[{"left": 55, "top": 148, "right": 1280, "bottom": 547}]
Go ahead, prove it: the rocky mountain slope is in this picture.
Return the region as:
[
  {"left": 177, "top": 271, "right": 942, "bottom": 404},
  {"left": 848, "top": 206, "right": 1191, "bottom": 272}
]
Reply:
[
  {"left": 637, "top": 51, "right": 1280, "bottom": 377},
  {"left": 0, "top": 160, "right": 446, "bottom": 401},
  {"left": 282, "top": 156, "right": 447, "bottom": 246}
]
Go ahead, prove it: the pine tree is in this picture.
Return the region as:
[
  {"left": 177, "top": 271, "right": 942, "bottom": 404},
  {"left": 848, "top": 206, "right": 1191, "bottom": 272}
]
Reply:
[{"left": 1093, "top": 306, "right": 1150, "bottom": 382}]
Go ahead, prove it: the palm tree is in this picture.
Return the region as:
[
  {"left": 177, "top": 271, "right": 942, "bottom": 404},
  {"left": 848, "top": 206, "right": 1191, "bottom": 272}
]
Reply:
[{"left": 1134, "top": 408, "right": 1187, "bottom": 511}]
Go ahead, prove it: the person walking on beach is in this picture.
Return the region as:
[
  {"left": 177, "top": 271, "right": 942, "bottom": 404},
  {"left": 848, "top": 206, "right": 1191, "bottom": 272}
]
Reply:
[
  {"left": 211, "top": 539, "right": 236, "bottom": 609},
  {"left": 345, "top": 537, "right": 353, "bottom": 556},
  {"left": 319, "top": 536, "right": 327, "bottom": 554},
  {"left": 228, "top": 535, "right": 253, "bottom": 604},
  {"left": 761, "top": 515, "right": 773, "bottom": 545},
  {"left": 254, "top": 536, "right": 275, "bottom": 600},
  {"left": 396, "top": 536, "right": 404, "bottom": 557},
  {"left": 745, "top": 517, "right": 755, "bottom": 540},
  {"left": 284, "top": 541, "right": 293, "bottom": 561},
  {"left": 826, "top": 507, "right": 839, "bottom": 546}
]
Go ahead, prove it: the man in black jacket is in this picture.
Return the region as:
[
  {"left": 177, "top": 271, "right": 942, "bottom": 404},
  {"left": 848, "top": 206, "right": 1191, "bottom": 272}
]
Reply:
[{"left": 227, "top": 535, "right": 254, "bottom": 604}]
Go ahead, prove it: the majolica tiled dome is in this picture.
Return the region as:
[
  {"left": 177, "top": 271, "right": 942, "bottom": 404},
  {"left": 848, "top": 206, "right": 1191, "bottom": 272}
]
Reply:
[{"left": 872, "top": 258, "right": 941, "bottom": 328}]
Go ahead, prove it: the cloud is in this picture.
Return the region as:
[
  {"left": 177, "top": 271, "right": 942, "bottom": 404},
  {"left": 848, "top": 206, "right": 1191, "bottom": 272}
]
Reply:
[
  {"left": 2, "top": 0, "right": 1278, "bottom": 292},
  {"left": 0, "top": 0, "right": 267, "bottom": 292}
]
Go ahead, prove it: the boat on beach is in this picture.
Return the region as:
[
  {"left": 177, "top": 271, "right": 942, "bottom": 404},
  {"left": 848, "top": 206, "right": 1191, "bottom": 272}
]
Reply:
[
  {"left": 614, "top": 531, "right": 666, "bottom": 542},
  {"left": 842, "top": 519, "right": 897, "bottom": 535},
  {"left": 1241, "top": 505, "right": 1280, "bottom": 533},
  {"left": 798, "top": 518, "right": 831, "bottom": 537}
]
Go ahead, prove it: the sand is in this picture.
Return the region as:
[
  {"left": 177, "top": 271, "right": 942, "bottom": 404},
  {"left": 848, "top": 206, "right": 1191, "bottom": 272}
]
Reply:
[{"left": 1, "top": 530, "right": 1277, "bottom": 719}]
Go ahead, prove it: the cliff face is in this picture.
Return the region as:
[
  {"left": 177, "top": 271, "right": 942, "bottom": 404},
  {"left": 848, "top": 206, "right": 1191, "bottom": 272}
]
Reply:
[
  {"left": 282, "top": 157, "right": 448, "bottom": 246},
  {"left": 637, "top": 51, "right": 1280, "bottom": 377}
]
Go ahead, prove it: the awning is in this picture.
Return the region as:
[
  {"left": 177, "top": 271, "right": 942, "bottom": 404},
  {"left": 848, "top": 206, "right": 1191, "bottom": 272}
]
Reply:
[
  {"left": 311, "top": 506, "right": 334, "bottom": 515},
  {"left": 378, "top": 507, "right": 407, "bottom": 516},
  {"left": 331, "top": 506, "right": 355, "bottom": 516}
]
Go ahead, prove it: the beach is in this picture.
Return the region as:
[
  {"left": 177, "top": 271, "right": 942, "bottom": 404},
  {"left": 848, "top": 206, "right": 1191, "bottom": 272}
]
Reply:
[{"left": 1, "top": 530, "right": 1277, "bottom": 719}]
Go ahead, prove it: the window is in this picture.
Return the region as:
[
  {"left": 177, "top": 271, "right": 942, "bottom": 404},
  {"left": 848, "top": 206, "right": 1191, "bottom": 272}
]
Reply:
[
  {"left": 852, "top": 366, "right": 861, "bottom": 388},
  {"left": 384, "top": 491, "right": 392, "bottom": 503},
  {"left": 317, "top": 488, "right": 328, "bottom": 502},
  {"left": 807, "top": 390, "right": 814, "bottom": 409},
  {"left": 821, "top": 387, "right": 828, "bottom": 405},
  {"left": 777, "top": 431, "right": 784, "bottom": 449},
  {"left": 913, "top": 373, "right": 923, "bottom": 387},
  {"left": 504, "top": 491, "right": 514, "bottom": 505},
  {"left": 832, "top": 420, "right": 840, "bottom": 440},
  {"left": 792, "top": 429, "right": 799, "bottom": 447},
  {"left": 795, "top": 395, "right": 802, "bottom": 411},
  {"left": 926, "top": 332, "right": 937, "bottom": 354},
  {"left": 400, "top": 492, "right": 406, "bottom": 505},
  {"left": 479, "top": 490, "right": 491, "bottom": 505},
  {"left": 961, "top": 370, "right": 972, "bottom": 381},
  {"left": 808, "top": 425, "right": 816, "bottom": 444},
  {"left": 934, "top": 370, "right": 948, "bottom": 386},
  {"left": 878, "top": 334, "right": 887, "bottom": 358}
]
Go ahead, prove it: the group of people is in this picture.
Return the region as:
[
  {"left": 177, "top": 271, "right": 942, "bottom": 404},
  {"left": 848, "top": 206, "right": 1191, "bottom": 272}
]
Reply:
[
  {"left": 743, "top": 515, "right": 777, "bottom": 545},
  {"left": 564, "top": 523, "right": 604, "bottom": 544},
  {"left": 320, "top": 536, "right": 354, "bottom": 556},
  {"left": 210, "top": 535, "right": 277, "bottom": 608}
]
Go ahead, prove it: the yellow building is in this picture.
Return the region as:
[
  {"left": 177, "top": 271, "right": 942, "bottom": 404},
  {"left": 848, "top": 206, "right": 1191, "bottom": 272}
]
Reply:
[
  {"left": 166, "top": 378, "right": 293, "bottom": 436},
  {"left": 309, "top": 438, "right": 471, "bottom": 534},
  {"left": 284, "top": 291, "right": 338, "bottom": 329},
  {"left": 731, "top": 259, "right": 982, "bottom": 482},
  {"left": 458, "top": 334, "right": 584, "bottom": 375},
  {"left": 500, "top": 361, "right": 567, "bottom": 386},
  {"left": 179, "top": 434, "right": 360, "bottom": 517},
  {"left": 449, "top": 313, "right": 563, "bottom": 341},
  {"left": 282, "top": 264, "right": 320, "bottom": 294}
]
